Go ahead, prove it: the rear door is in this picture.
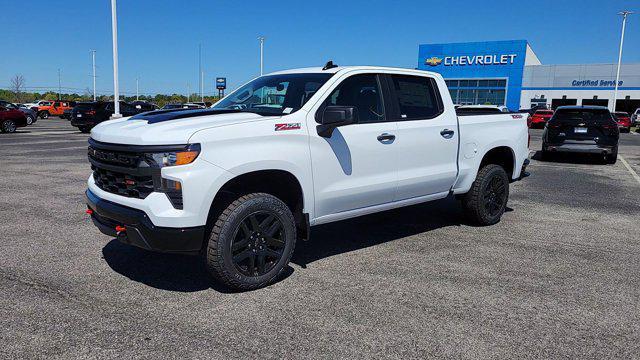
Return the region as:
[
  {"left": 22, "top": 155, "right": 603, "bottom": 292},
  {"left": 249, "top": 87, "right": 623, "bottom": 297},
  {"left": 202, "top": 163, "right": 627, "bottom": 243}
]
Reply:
[{"left": 385, "top": 73, "right": 459, "bottom": 200}]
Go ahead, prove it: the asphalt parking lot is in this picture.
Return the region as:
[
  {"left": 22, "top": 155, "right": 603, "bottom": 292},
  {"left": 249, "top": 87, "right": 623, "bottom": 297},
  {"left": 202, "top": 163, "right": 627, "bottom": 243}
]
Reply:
[{"left": 1, "top": 118, "right": 639, "bottom": 359}]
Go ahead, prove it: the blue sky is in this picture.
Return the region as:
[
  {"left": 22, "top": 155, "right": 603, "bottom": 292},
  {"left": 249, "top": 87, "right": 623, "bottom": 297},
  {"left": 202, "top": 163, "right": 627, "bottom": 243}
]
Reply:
[{"left": 1, "top": 0, "right": 638, "bottom": 96}]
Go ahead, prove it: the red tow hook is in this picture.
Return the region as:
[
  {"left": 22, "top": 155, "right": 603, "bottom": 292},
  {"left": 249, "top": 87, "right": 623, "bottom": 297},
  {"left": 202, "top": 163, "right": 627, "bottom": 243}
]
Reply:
[
  {"left": 115, "top": 225, "right": 126, "bottom": 234},
  {"left": 86, "top": 209, "right": 94, "bottom": 215}
]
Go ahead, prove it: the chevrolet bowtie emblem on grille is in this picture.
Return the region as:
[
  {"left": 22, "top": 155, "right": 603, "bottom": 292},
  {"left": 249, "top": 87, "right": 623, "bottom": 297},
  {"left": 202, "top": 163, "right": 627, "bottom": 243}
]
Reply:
[
  {"left": 425, "top": 57, "right": 443, "bottom": 66},
  {"left": 578, "top": 123, "right": 585, "bottom": 126}
]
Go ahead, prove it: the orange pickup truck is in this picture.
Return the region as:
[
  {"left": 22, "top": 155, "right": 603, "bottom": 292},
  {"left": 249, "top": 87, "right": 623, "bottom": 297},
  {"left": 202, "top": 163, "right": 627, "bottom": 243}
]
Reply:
[{"left": 37, "top": 100, "right": 76, "bottom": 119}]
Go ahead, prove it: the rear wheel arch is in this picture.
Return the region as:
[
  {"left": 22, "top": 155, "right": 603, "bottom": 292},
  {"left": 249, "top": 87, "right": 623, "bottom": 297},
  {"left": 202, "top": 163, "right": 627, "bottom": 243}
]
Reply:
[{"left": 478, "top": 146, "right": 516, "bottom": 179}]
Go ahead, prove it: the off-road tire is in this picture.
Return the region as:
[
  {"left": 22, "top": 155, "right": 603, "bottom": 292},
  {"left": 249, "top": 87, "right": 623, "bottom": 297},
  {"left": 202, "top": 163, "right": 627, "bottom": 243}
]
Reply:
[
  {"left": 606, "top": 152, "right": 617, "bottom": 164},
  {"left": 461, "top": 164, "right": 509, "bottom": 226},
  {"left": 206, "top": 193, "right": 296, "bottom": 291},
  {"left": 39, "top": 111, "right": 49, "bottom": 119}
]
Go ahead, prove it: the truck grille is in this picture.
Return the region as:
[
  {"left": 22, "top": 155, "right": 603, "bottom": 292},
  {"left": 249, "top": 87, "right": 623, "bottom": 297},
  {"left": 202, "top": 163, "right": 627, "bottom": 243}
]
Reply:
[{"left": 92, "top": 165, "right": 155, "bottom": 199}]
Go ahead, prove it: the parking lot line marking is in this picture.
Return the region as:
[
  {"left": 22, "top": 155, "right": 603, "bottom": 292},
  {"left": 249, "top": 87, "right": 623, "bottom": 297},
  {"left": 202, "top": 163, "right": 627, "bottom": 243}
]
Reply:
[
  {"left": 19, "top": 146, "right": 88, "bottom": 153},
  {"left": 619, "top": 155, "right": 640, "bottom": 185}
]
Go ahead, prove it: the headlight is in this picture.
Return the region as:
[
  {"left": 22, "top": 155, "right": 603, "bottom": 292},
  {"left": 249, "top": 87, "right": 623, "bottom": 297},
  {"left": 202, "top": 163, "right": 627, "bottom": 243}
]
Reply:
[{"left": 145, "top": 144, "right": 201, "bottom": 168}]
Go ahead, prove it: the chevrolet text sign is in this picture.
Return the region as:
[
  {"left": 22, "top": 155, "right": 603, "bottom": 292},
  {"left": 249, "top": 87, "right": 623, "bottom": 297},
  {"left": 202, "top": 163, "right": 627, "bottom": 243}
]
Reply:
[{"left": 442, "top": 54, "right": 517, "bottom": 66}]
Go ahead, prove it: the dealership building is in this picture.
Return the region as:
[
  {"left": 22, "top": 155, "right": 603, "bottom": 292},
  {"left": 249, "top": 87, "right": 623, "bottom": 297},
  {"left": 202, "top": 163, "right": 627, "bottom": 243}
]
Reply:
[{"left": 417, "top": 40, "right": 640, "bottom": 113}]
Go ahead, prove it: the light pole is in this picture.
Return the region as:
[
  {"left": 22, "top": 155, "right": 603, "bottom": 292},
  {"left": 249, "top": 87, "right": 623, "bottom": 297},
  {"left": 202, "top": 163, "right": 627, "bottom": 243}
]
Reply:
[
  {"left": 57, "top": 68, "right": 61, "bottom": 100},
  {"left": 258, "top": 36, "right": 265, "bottom": 76},
  {"left": 613, "top": 10, "right": 633, "bottom": 112},
  {"left": 136, "top": 76, "right": 139, "bottom": 101},
  {"left": 90, "top": 50, "right": 96, "bottom": 101},
  {"left": 110, "top": 0, "right": 121, "bottom": 117}
]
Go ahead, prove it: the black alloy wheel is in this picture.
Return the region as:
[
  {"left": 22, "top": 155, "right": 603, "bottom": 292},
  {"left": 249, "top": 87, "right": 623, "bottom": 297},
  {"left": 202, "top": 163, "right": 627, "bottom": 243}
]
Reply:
[
  {"left": 231, "top": 211, "right": 286, "bottom": 277},
  {"left": 483, "top": 174, "right": 507, "bottom": 217}
]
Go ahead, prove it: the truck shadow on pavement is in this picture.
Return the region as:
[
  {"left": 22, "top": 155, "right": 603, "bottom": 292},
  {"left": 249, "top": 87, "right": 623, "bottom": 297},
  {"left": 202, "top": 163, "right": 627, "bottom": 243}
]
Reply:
[{"left": 101, "top": 196, "right": 470, "bottom": 293}]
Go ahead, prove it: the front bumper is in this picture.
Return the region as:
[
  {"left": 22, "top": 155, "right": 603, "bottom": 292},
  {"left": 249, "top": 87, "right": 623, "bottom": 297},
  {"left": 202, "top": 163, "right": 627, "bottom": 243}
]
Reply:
[{"left": 86, "top": 189, "right": 205, "bottom": 254}]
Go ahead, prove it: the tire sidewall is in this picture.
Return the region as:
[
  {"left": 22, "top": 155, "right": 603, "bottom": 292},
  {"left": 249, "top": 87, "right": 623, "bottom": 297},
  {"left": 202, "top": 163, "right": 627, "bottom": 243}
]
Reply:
[
  {"left": 211, "top": 194, "right": 296, "bottom": 288},
  {"left": 476, "top": 165, "right": 509, "bottom": 225},
  {"left": 26, "top": 115, "right": 33, "bottom": 125}
]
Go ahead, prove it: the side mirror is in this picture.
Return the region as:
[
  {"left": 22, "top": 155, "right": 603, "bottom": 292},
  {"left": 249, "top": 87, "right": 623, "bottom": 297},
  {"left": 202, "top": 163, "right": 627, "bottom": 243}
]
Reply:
[{"left": 316, "top": 106, "right": 358, "bottom": 138}]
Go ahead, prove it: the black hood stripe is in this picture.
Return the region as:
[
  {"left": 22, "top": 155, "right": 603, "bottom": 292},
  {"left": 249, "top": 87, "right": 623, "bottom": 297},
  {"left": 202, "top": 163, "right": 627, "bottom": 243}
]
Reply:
[{"left": 129, "top": 109, "right": 246, "bottom": 124}]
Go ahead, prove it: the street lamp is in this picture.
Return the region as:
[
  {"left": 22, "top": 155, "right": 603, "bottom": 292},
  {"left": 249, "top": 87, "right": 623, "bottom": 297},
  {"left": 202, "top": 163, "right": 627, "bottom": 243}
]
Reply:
[
  {"left": 90, "top": 50, "right": 96, "bottom": 101},
  {"left": 258, "top": 36, "right": 265, "bottom": 76},
  {"left": 110, "top": 0, "right": 121, "bottom": 118},
  {"left": 612, "top": 10, "right": 633, "bottom": 112}
]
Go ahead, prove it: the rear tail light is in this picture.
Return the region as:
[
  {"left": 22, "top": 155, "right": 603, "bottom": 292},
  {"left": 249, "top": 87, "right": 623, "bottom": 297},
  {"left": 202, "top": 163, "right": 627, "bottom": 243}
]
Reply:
[{"left": 87, "top": 110, "right": 96, "bottom": 116}]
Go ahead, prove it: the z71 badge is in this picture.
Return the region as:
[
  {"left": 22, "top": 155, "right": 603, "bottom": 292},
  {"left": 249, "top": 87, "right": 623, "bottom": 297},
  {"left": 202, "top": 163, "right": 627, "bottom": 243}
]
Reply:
[{"left": 275, "top": 123, "right": 301, "bottom": 131}]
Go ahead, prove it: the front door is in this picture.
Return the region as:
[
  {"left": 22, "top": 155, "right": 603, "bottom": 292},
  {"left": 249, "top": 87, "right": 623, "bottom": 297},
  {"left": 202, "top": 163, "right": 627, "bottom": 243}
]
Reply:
[{"left": 308, "top": 73, "right": 398, "bottom": 219}]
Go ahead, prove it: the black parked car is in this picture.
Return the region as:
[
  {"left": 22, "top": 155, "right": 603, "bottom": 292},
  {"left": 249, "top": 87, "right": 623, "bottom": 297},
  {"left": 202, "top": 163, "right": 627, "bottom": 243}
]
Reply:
[
  {"left": 0, "top": 101, "right": 37, "bottom": 125},
  {"left": 70, "top": 101, "right": 157, "bottom": 133},
  {"left": 542, "top": 106, "right": 619, "bottom": 164}
]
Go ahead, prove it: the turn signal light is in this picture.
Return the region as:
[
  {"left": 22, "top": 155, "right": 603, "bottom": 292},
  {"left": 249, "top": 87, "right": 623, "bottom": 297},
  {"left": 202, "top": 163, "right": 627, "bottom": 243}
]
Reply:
[{"left": 175, "top": 151, "right": 199, "bottom": 165}]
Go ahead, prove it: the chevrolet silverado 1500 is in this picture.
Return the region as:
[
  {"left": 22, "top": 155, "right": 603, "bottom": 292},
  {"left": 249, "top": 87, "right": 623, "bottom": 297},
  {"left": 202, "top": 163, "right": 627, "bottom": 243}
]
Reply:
[{"left": 86, "top": 64, "right": 529, "bottom": 290}]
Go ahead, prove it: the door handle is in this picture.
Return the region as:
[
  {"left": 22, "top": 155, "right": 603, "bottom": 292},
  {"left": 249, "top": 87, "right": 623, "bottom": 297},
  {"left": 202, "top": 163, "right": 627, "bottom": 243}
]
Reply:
[
  {"left": 440, "top": 129, "right": 455, "bottom": 139},
  {"left": 377, "top": 133, "right": 396, "bottom": 142}
]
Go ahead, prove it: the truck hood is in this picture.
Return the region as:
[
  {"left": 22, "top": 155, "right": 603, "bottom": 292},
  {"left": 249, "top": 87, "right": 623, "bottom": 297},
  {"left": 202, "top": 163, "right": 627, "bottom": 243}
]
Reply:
[{"left": 90, "top": 109, "right": 276, "bottom": 145}]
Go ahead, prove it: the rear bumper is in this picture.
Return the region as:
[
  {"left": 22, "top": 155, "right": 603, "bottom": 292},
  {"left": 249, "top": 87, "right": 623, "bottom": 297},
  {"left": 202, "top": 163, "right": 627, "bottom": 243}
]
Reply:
[
  {"left": 86, "top": 189, "right": 205, "bottom": 254},
  {"left": 544, "top": 142, "right": 616, "bottom": 154},
  {"left": 71, "top": 118, "right": 98, "bottom": 127}
]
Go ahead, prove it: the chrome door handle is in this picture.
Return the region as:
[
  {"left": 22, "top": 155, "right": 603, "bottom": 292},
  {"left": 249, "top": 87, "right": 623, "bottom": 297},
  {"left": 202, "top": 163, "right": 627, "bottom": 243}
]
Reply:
[{"left": 440, "top": 129, "right": 455, "bottom": 139}]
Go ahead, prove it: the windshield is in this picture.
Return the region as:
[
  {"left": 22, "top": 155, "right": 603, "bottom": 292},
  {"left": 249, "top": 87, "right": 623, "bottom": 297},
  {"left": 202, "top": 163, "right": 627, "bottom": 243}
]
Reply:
[{"left": 213, "top": 73, "right": 333, "bottom": 115}]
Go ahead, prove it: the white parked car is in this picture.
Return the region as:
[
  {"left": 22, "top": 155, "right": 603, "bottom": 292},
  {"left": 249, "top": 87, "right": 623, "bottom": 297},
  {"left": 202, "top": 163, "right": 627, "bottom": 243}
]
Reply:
[
  {"left": 86, "top": 64, "right": 529, "bottom": 290},
  {"left": 632, "top": 108, "right": 640, "bottom": 126}
]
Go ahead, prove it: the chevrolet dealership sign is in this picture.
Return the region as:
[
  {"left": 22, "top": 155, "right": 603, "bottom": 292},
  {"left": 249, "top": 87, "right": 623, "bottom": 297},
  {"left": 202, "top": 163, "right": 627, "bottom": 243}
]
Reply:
[{"left": 426, "top": 54, "right": 517, "bottom": 66}]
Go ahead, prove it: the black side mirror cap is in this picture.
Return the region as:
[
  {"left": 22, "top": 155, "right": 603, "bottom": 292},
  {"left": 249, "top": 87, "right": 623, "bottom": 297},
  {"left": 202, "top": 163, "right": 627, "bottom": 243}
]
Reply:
[{"left": 316, "top": 106, "right": 358, "bottom": 138}]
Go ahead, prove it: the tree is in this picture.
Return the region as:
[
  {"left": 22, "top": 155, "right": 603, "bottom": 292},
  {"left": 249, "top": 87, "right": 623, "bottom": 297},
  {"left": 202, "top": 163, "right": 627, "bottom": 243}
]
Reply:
[{"left": 10, "top": 75, "right": 25, "bottom": 103}]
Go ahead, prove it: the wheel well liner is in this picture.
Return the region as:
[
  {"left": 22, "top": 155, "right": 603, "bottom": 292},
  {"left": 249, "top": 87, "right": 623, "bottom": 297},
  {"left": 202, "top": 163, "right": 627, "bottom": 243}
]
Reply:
[
  {"left": 479, "top": 146, "right": 515, "bottom": 178},
  {"left": 206, "top": 170, "right": 308, "bottom": 243}
]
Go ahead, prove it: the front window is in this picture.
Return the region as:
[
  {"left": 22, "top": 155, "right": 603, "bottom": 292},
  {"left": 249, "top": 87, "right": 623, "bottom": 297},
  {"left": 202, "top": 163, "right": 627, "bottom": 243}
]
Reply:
[{"left": 213, "top": 73, "right": 333, "bottom": 115}]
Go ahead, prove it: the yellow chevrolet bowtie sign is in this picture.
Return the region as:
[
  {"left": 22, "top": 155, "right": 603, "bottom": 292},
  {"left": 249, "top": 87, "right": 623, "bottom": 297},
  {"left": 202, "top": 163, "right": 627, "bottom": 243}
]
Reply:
[{"left": 425, "top": 57, "right": 443, "bottom": 66}]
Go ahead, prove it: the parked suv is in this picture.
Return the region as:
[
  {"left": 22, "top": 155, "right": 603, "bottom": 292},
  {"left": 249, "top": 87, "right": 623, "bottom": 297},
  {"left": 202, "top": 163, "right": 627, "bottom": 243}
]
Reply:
[
  {"left": 38, "top": 100, "right": 76, "bottom": 119},
  {"left": 542, "top": 106, "right": 619, "bottom": 163},
  {"left": 71, "top": 101, "right": 155, "bottom": 132},
  {"left": 85, "top": 64, "right": 529, "bottom": 290}
]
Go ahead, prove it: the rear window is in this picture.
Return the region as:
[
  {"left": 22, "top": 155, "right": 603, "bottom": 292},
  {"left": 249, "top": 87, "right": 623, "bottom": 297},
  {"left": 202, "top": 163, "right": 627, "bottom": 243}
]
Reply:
[
  {"left": 554, "top": 109, "right": 612, "bottom": 122},
  {"left": 535, "top": 110, "right": 554, "bottom": 115},
  {"left": 76, "top": 103, "right": 97, "bottom": 110}
]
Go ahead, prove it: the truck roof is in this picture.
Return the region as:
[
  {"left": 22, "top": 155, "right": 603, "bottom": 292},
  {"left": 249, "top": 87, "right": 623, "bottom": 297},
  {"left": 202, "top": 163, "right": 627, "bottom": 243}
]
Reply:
[{"left": 267, "top": 65, "right": 441, "bottom": 78}]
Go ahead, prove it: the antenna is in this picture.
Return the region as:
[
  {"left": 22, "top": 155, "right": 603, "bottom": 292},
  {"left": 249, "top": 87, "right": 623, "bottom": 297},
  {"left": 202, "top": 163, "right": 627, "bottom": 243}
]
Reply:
[{"left": 322, "top": 61, "right": 338, "bottom": 70}]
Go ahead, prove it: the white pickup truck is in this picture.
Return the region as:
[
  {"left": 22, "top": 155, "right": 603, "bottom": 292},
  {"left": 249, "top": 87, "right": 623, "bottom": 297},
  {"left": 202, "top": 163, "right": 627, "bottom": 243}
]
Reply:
[{"left": 86, "top": 63, "right": 529, "bottom": 290}]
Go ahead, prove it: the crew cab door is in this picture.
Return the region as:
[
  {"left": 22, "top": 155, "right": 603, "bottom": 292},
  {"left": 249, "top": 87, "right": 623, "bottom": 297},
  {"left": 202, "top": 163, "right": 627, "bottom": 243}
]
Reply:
[
  {"left": 307, "top": 72, "right": 398, "bottom": 220},
  {"left": 384, "top": 74, "right": 459, "bottom": 200}
]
